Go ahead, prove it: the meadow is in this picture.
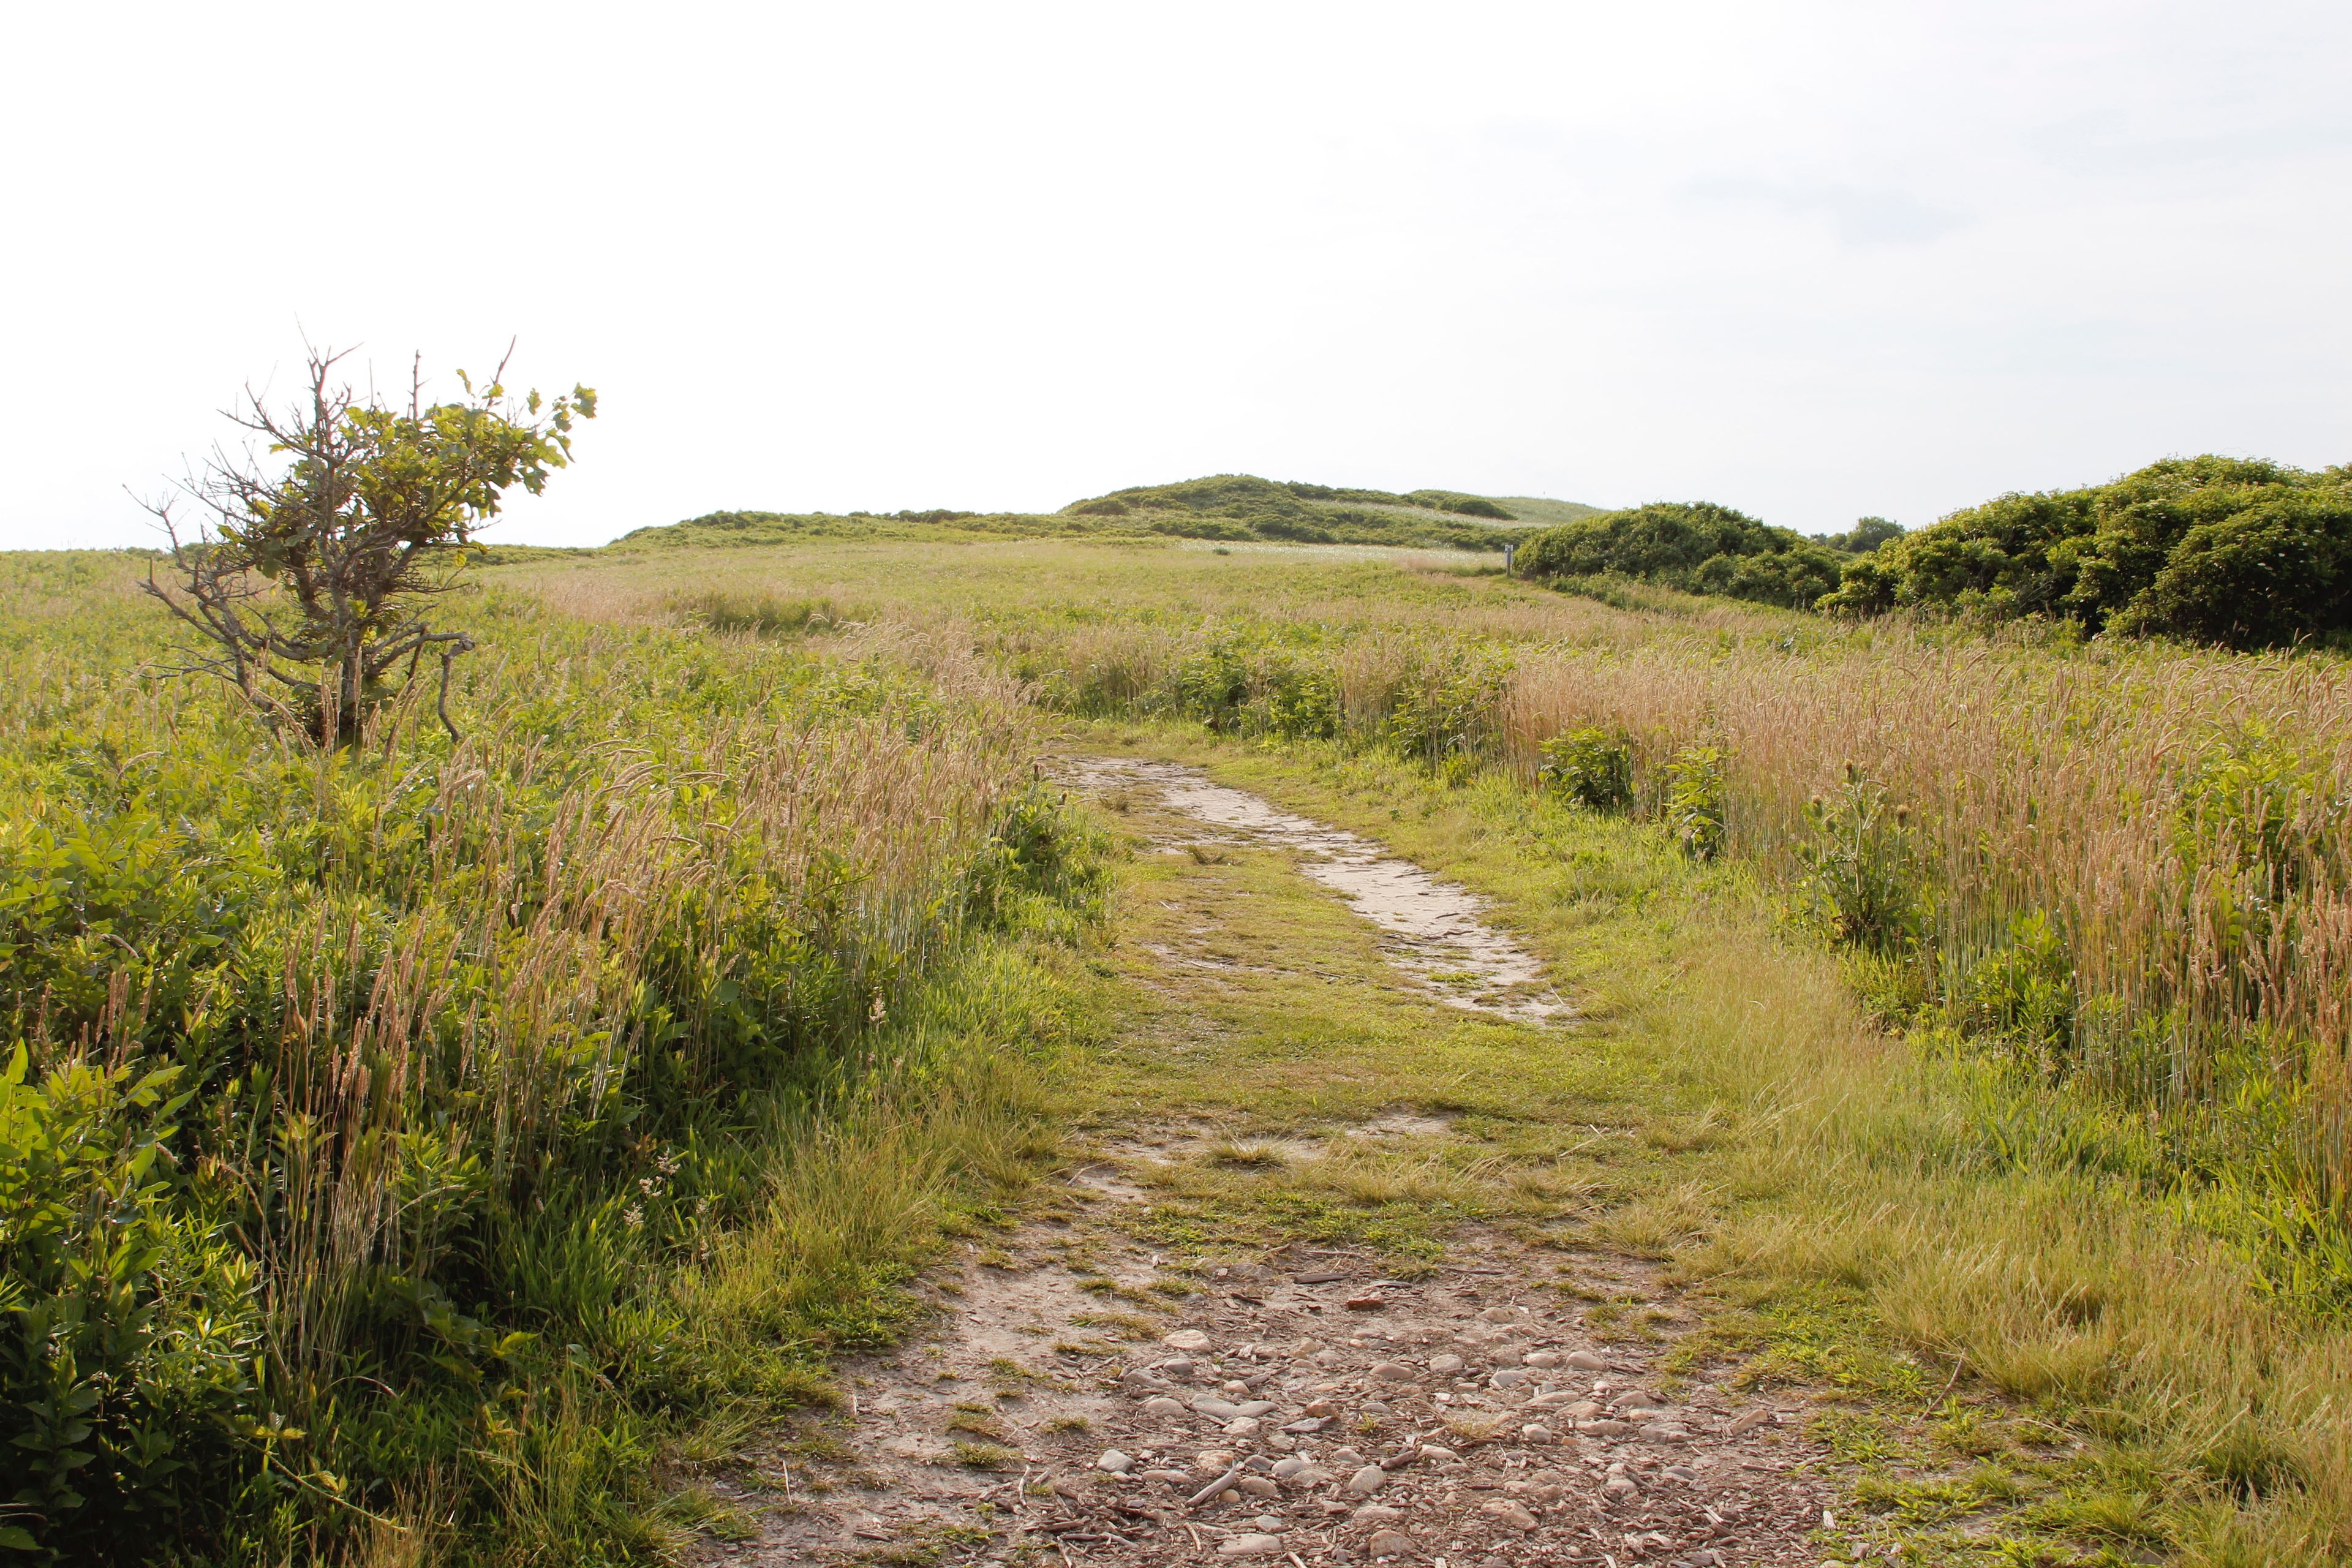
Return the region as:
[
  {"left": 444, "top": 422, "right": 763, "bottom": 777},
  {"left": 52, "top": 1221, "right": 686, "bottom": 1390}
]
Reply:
[
  {"left": 512, "top": 533, "right": 2352, "bottom": 1559},
  {"left": 6, "top": 528, "right": 2350, "bottom": 1564}
]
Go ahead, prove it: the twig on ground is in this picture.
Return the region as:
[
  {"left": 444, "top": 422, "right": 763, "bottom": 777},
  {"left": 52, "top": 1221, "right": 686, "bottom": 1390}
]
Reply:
[
  {"left": 1187, "top": 1463, "right": 1246, "bottom": 1508},
  {"left": 1928, "top": 1354, "right": 1966, "bottom": 1411}
]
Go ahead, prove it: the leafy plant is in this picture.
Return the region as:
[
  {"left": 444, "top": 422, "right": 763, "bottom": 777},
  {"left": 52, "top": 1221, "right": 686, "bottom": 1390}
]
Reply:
[
  {"left": 1662, "top": 745, "right": 1728, "bottom": 858},
  {"left": 2176, "top": 725, "right": 2316, "bottom": 900},
  {"left": 0, "top": 1050, "right": 261, "bottom": 1561},
  {"left": 1383, "top": 645, "right": 1512, "bottom": 765},
  {"left": 1538, "top": 726, "right": 1634, "bottom": 812},
  {"left": 1956, "top": 911, "right": 2076, "bottom": 1068},
  {"left": 1797, "top": 764, "right": 1926, "bottom": 956}
]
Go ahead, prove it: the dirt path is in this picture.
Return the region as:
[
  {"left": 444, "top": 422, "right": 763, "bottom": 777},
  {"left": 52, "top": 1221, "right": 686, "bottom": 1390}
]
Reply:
[
  {"left": 699, "top": 760, "right": 1842, "bottom": 1567},
  {"left": 1066, "top": 757, "right": 1571, "bottom": 1027}
]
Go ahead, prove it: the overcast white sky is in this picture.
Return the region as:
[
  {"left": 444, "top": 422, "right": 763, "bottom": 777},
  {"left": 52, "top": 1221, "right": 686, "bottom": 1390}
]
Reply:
[{"left": 4, "top": 1, "right": 2348, "bottom": 549}]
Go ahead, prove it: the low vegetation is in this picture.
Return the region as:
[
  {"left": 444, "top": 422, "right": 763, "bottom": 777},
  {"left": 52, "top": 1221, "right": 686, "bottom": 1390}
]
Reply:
[
  {"left": 615, "top": 473, "right": 1565, "bottom": 556},
  {"left": 0, "top": 554, "right": 1103, "bottom": 1563},
  {"left": 975, "top": 549, "right": 2351, "bottom": 1289}
]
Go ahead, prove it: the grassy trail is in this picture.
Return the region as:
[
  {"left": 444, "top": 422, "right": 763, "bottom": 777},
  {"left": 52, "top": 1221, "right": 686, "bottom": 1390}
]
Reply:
[{"left": 692, "top": 734, "right": 2250, "bottom": 1568}]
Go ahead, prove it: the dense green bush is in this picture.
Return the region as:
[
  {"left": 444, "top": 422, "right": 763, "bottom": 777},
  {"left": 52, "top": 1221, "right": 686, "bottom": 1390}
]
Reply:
[
  {"left": 1516, "top": 502, "right": 1849, "bottom": 609},
  {"left": 1814, "top": 516, "right": 1904, "bottom": 554},
  {"left": 1819, "top": 456, "right": 2352, "bottom": 649},
  {"left": 1536, "top": 727, "right": 1635, "bottom": 812}
]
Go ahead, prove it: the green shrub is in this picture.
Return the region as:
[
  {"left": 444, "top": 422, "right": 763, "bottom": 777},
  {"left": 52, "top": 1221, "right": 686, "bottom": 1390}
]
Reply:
[
  {"left": 1796, "top": 764, "right": 1926, "bottom": 955},
  {"left": 1955, "top": 911, "right": 2077, "bottom": 1068},
  {"left": 1537, "top": 727, "right": 1635, "bottom": 812},
  {"left": 0, "top": 1050, "right": 259, "bottom": 1560},
  {"left": 1517, "top": 502, "right": 1847, "bottom": 609},
  {"left": 1384, "top": 646, "right": 1513, "bottom": 764},
  {"left": 1662, "top": 745, "right": 1728, "bottom": 858},
  {"left": 2109, "top": 496, "right": 2351, "bottom": 647},
  {"left": 2175, "top": 725, "right": 2317, "bottom": 896},
  {"left": 1256, "top": 659, "right": 1341, "bottom": 741},
  {"left": 1815, "top": 516, "right": 1904, "bottom": 554},
  {"left": 1170, "top": 643, "right": 1253, "bottom": 731},
  {"left": 1817, "top": 553, "right": 1898, "bottom": 616},
  {"left": 1825, "top": 455, "right": 2352, "bottom": 649}
]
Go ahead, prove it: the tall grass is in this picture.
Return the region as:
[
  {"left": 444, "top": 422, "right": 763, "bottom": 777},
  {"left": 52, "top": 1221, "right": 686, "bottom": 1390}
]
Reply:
[
  {"left": 1494, "top": 628, "right": 2352, "bottom": 1240},
  {"left": 0, "top": 556, "right": 1099, "bottom": 1562}
]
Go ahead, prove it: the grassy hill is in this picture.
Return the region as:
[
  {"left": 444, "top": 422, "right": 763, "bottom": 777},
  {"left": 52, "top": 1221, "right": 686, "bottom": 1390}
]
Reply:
[
  {"left": 1485, "top": 495, "right": 1607, "bottom": 525},
  {"left": 609, "top": 474, "right": 1594, "bottom": 554}
]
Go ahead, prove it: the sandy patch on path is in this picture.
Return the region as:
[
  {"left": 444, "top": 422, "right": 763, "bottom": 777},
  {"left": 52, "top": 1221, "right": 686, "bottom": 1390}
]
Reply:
[{"left": 1069, "top": 757, "right": 1571, "bottom": 1026}]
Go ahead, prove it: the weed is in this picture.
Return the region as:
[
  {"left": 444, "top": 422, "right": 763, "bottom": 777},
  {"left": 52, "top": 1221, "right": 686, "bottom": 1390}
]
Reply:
[
  {"left": 950, "top": 1440, "right": 1020, "bottom": 1469},
  {"left": 1207, "top": 1139, "right": 1288, "bottom": 1167},
  {"left": 1796, "top": 763, "right": 1926, "bottom": 955},
  {"left": 1662, "top": 744, "right": 1728, "bottom": 858},
  {"left": 946, "top": 1407, "right": 1008, "bottom": 1439},
  {"left": 1955, "top": 911, "right": 2076, "bottom": 1068},
  {"left": 1537, "top": 726, "right": 1635, "bottom": 811}
]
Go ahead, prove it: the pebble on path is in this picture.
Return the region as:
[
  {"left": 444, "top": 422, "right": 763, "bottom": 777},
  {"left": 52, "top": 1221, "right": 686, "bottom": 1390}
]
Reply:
[{"left": 1216, "top": 1534, "right": 1284, "bottom": 1557}]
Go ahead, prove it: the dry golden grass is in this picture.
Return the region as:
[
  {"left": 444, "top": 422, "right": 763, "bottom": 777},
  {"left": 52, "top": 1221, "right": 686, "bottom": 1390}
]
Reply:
[{"left": 1498, "top": 623, "right": 2352, "bottom": 1198}]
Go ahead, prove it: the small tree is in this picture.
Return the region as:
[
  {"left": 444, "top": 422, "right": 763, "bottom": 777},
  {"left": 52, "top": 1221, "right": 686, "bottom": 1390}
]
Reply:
[{"left": 141, "top": 346, "right": 594, "bottom": 745}]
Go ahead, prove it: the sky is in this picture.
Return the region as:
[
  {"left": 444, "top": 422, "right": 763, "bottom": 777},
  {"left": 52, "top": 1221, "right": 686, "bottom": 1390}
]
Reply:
[{"left": 4, "top": 1, "right": 2348, "bottom": 549}]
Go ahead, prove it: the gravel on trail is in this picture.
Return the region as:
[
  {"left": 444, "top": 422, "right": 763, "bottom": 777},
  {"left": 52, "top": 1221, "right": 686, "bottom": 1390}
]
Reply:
[{"left": 694, "top": 1232, "right": 1838, "bottom": 1565}]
